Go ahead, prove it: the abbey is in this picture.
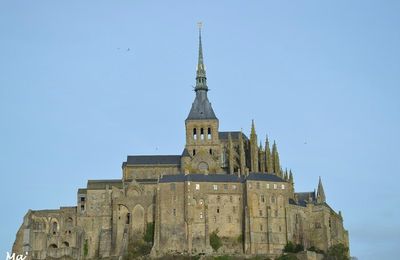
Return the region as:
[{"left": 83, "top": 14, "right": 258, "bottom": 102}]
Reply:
[{"left": 12, "top": 29, "right": 349, "bottom": 259}]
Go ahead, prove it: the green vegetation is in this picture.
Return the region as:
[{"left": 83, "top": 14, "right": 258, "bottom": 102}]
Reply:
[
  {"left": 276, "top": 254, "right": 298, "bottom": 260},
  {"left": 124, "top": 223, "right": 155, "bottom": 259},
  {"left": 144, "top": 222, "right": 154, "bottom": 243},
  {"left": 283, "top": 241, "right": 304, "bottom": 253},
  {"left": 324, "top": 243, "right": 350, "bottom": 260},
  {"left": 210, "top": 229, "right": 222, "bottom": 252},
  {"left": 307, "top": 246, "right": 325, "bottom": 254},
  {"left": 213, "top": 256, "right": 231, "bottom": 260},
  {"left": 83, "top": 239, "right": 88, "bottom": 257}
]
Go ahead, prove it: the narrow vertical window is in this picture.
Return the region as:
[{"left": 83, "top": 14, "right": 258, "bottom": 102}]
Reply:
[
  {"left": 200, "top": 128, "right": 204, "bottom": 140},
  {"left": 173, "top": 209, "right": 176, "bottom": 216},
  {"left": 209, "top": 149, "right": 212, "bottom": 155},
  {"left": 260, "top": 224, "right": 263, "bottom": 231},
  {"left": 126, "top": 213, "right": 130, "bottom": 224},
  {"left": 195, "top": 184, "right": 200, "bottom": 190},
  {"left": 213, "top": 184, "right": 218, "bottom": 190},
  {"left": 193, "top": 128, "right": 197, "bottom": 140},
  {"left": 193, "top": 149, "right": 196, "bottom": 156},
  {"left": 207, "top": 127, "right": 211, "bottom": 139}
]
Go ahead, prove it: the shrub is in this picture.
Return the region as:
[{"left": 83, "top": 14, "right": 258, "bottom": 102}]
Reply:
[
  {"left": 325, "top": 243, "right": 350, "bottom": 260},
  {"left": 144, "top": 222, "right": 154, "bottom": 243},
  {"left": 276, "top": 254, "right": 298, "bottom": 260},
  {"left": 307, "top": 246, "right": 325, "bottom": 254},
  {"left": 283, "top": 241, "right": 303, "bottom": 253},
  {"left": 210, "top": 229, "right": 222, "bottom": 252}
]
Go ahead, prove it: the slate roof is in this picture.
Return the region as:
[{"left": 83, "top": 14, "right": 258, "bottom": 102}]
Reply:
[
  {"left": 125, "top": 155, "right": 181, "bottom": 166},
  {"left": 186, "top": 92, "right": 217, "bottom": 120},
  {"left": 218, "top": 131, "right": 249, "bottom": 141},
  {"left": 160, "top": 173, "right": 244, "bottom": 183},
  {"left": 247, "top": 173, "right": 286, "bottom": 182}
]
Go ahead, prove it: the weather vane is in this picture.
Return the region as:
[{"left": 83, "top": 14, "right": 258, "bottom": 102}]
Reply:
[{"left": 197, "top": 21, "right": 203, "bottom": 29}]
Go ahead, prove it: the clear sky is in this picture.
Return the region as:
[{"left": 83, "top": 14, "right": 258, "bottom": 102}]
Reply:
[{"left": 0, "top": 1, "right": 399, "bottom": 259}]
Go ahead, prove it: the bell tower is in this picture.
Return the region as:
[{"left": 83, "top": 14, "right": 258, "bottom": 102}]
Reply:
[{"left": 183, "top": 24, "right": 221, "bottom": 174}]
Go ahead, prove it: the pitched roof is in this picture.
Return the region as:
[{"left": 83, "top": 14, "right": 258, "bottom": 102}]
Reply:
[
  {"left": 247, "top": 173, "right": 286, "bottom": 182},
  {"left": 186, "top": 92, "right": 217, "bottom": 120},
  {"left": 218, "top": 131, "right": 249, "bottom": 141},
  {"left": 125, "top": 155, "right": 181, "bottom": 166}
]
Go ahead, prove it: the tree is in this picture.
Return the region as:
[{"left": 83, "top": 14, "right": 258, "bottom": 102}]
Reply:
[{"left": 210, "top": 229, "right": 222, "bottom": 252}]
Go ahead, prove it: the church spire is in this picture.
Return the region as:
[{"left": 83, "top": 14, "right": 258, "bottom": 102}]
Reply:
[
  {"left": 317, "top": 176, "right": 326, "bottom": 203},
  {"left": 195, "top": 22, "right": 207, "bottom": 92}
]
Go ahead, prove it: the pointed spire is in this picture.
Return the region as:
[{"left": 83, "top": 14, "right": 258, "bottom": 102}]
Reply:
[
  {"left": 272, "top": 140, "right": 280, "bottom": 175},
  {"left": 284, "top": 168, "right": 288, "bottom": 180},
  {"left": 228, "top": 132, "right": 234, "bottom": 174},
  {"left": 239, "top": 129, "right": 246, "bottom": 176},
  {"left": 250, "top": 120, "right": 259, "bottom": 172},
  {"left": 265, "top": 135, "right": 273, "bottom": 173},
  {"left": 317, "top": 176, "right": 326, "bottom": 203},
  {"left": 289, "top": 169, "right": 294, "bottom": 184},
  {"left": 195, "top": 22, "right": 208, "bottom": 92}
]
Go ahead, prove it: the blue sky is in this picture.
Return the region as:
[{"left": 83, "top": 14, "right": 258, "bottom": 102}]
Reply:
[{"left": 0, "top": 1, "right": 399, "bottom": 259}]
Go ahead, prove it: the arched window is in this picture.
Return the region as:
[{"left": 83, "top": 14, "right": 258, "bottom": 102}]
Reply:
[
  {"left": 193, "top": 128, "right": 197, "bottom": 140},
  {"left": 207, "top": 127, "right": 211, "bottom": 139},
  {"left": 49, "top": 244, "right": 58, "bottom": 249},
  {"left": 62, "top": 241, "right": 69, "bottom": 247},
  {"left": 126, "top": 213, "right": 130, "bottom": 224},
  {"left": 52, "top": 221, "right": 58, "bottom": 235},
  {"left": 193, "top": 149, "right": 196, "bottom": 156},
  {"left": 200, "top": 128, "right": 204, "bottom": 140}
]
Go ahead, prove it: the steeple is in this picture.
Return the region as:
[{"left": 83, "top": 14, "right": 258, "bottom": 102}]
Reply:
[
  {"left": 317, "top": 176, "right": 326, "bottom": 203},
  {"left": 186, "top": 23, "right": 217, "bottom": 121},
  {"left": 195, "top": 23, "right": 207, "bottom": 92}
]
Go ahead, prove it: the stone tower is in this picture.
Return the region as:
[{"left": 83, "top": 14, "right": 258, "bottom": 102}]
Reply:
[{"left": 182, "top": 26, "right": 221, "bottom": 174}]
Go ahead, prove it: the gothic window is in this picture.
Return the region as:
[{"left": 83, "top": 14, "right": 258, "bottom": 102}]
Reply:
[
  {"left": 62, "top": 241, "right": 69, "bottom": 248},
  {"left": 200, "top": 128, "right": 204, "bottom": 140},
  {"left": 213, "top": 184, "right": 218, "bottom": 190},
  {"left": 207, "top": 127, "right": 211, "bottom": 139},
  {"left": 52, "top": 222, "right": 58, "bottom": 235},
  {"left": 193, "top": 128, "right": 197, "bottom": 140}
]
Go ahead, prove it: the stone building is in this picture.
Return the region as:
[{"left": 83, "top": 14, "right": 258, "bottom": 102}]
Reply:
[{"left": 12, "top": 28, "right": 349, "bottom": 259}]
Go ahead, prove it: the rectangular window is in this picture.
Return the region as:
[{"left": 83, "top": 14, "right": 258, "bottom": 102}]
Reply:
[
  {"left": 80, "top": 197, "right": 85, "bottom": 202},
  {"left": 281, "top": 184, "right": 285, "bottom": 189},
  {"left": 195, "top": 184, "right": 200, "bottom": 190},
  {"left": 274, "top": 184, "right": 277, "bottom": 189},
  {"left": 207, "top": 127, "right": 211, "bottom": 139},
  {"left": 266, "top": 183, "right": 270, "bottom": 189},
  {"left": 213, "top": 184, "right": 218, "bottom": 190}
]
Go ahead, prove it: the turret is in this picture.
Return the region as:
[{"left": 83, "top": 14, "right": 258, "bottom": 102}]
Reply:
[{"left": 250, "top": 120, "right": 259, "bottom": 172}]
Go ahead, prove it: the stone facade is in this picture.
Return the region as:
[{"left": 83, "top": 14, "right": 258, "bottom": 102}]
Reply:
[{"left": 12, "top": 29, "right": 349, "bottom": 259}]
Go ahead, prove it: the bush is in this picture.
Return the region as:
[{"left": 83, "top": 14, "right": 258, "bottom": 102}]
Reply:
[
  {"left": 123, "top": 238, "right": 152, "bottom": 259},
  {"left": 283, "top": 241, "right": 303, "bottom": 253},
  {"left": 210, "top": 229, "right": 222, "bottom": 252},
  {"left": 307, "top": 246, "right": 325, "bottom": 254},
  {"left": 276, "top": 254, "right": 298, "bottom": 260},
  {"left": 325, "top": 243, "right": 350, "bottom": 260},
  {"left": 144, "top": 222, "right": 154, "bottom": 243}
]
